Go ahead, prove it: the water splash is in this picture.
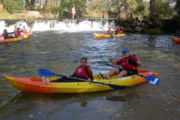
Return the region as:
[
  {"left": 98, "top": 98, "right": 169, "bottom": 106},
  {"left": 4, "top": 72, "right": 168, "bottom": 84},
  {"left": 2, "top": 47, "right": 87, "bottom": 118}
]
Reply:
[{"left": 0, "top": 19, "right": 116, "bottom": 34}]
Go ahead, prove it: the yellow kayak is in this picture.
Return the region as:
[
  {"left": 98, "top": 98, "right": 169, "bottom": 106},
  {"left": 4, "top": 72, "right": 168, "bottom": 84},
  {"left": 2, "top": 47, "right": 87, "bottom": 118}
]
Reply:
[
  {"left": 5, "top": 70, "right": 158, "bottom": 93},
  {"left": 94, "top": 33, "right": 126, "bottom": 38}
]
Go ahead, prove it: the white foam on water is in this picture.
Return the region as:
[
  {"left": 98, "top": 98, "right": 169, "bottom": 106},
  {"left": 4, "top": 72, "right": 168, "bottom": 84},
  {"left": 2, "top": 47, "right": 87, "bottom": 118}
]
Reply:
[
  {"left": 0, "top": 20, "right": 30, "bottom": 34},
  {"left": 0, "top": 19, "right": 116, "bottom": 34}
]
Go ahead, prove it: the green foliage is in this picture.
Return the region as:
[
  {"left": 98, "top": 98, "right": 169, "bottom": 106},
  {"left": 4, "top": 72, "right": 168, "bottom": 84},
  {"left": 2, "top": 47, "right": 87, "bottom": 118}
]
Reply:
[
  {"left": 110, "top": 0, "right": 149, "bottom": 17},
  {"left": 26, "top": 15, "right": 37, "bottom": 20},
  {"left": 0, "top": 0, "right": 178, "bottom": 20},
  {"left": 58, "top": 0, "right": 86, "bottom": 18},
  {"left": 155, "top": 0, "right": 174, "bottom": 19},
  {"left": 2, "top": 0, "right": 24, "bottom": 14},
  {"left": 143, "top": 28, "right": 162, "bottom": 35},
  {"left": 175, "top": 0, "right": 180, "bottom": 16},
  {"left": 51, "top": 8, "right": 59, "bottom": 14}
]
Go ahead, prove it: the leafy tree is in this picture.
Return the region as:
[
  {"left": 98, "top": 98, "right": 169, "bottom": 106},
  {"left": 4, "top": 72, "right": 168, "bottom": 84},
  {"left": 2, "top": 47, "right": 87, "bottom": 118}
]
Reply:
[
  {"left": 110, "top": 0, "right": 149, "bottom": 18},
  {"left": 2, "top": 0, "right": 24, "bottom": 14},
  {"left": 175, "top": 0, "right": 180, "bottom": 16},
  {"left": 58, "top": 0, "right": 86, "bottom": 18},
  {"left": 24, "top": 0, "right": 36, "bottom": 9}
]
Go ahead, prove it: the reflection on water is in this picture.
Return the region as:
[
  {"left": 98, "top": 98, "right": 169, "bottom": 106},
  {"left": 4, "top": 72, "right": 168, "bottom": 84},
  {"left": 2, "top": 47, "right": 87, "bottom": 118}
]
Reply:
[{"left": 0, "top": 32, "right": 180, "bottom": 120}]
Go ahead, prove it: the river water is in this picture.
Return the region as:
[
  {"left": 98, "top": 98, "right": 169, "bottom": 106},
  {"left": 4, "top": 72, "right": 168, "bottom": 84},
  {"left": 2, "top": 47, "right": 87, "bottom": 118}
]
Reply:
[{"left": 0, "top": 31, "right": 180, "bottom": 120}]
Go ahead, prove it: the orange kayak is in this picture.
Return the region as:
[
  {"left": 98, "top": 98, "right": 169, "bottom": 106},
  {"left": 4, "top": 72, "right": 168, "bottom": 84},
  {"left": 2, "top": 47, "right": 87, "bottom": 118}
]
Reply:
[
  {"left": 5, "top": 70, "right": 159, "bottom": 93},
  {"left": 171, "top": 36, "right": 180, "bottom": 44},
  {"left": 0, "top": 30, "right": 32, "bottom": 44}
]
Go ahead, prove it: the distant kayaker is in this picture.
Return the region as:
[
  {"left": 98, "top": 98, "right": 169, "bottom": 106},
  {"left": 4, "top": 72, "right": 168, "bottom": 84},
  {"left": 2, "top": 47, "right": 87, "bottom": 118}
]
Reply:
[
  {"left": 16, "top": 28, "right": 23, "bottom": 38},
  {"left": 22, "top": 26, "right": 27, "bottom": 33},
  {"left": 99, "top": 48, "right": 142, "bottom": 79},
  {"left": 115, "top": 26, "right": 123, "bottom": 34},
  {"left": 107, "top": 27, "right": 112, "bottom": 35},
  {"left": 1, "top": 29, "right": 9, "bottom": 39},
  {"left": 52, "top": 57, "right": 93, "bottom": 82},
  {"left": 14, "top": 25, "right": 18, "bottom": 38}
]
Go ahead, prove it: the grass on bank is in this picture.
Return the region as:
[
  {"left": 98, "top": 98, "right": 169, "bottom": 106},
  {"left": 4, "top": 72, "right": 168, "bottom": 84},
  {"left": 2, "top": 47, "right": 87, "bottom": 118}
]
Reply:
[
  {"left": 0, "top": 9, "right": 58, "bottom": 20},
  {"left": 0, "top": 9, "right": 28, "bottom": 20}
]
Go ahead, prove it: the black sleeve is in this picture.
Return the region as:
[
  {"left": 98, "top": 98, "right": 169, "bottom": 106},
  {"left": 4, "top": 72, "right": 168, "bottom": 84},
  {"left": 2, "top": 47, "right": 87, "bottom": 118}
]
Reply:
[
  {"left": 71, "top": 72, "right": 75, "bottom": 77},
  {"left": 90, "top": 73, "right": 94, "bottom": 81}
]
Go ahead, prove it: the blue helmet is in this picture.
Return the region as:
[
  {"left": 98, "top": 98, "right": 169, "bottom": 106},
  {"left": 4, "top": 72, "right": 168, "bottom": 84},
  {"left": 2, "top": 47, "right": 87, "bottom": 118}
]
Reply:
[{"left": 122, "top": 48, "right": 129, "bottom": 53}]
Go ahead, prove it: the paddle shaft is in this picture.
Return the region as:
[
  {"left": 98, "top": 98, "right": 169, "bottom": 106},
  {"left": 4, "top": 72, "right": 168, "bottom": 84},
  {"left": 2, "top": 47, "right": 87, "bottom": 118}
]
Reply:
[
  {"left": 53, "top": 73, "right": 88, "bottom": 81},
  {"left": 53, "top": 73, "right": 118, "bottom": 86},
  {"left": 38, "top": 68, "right": 127, "bottom": 89}
]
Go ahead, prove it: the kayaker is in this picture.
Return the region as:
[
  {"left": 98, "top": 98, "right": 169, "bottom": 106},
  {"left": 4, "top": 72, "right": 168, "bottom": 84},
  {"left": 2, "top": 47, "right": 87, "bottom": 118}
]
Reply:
[
  {"left": 1, "top": 29, "right": 9, "bottom": 39},
  {"left": 115, "top": 26, "right": 122, "bottom": 34},
  {"left": 14, "top": 25, "right": 18, "bottom": 38},
  {"left": 16, "top": 28, "right": 23, "bottom": 38},
  {"left": 22, "top": 26, "right": 27, "bottom": 33},
  {"left": 99, "top": 48, "right": 142, "bottom": 79},
  {"left": 107, "top": 27, "right": 112, "bottom": 35},
  {"left": 52, "top": 57, "right": 93, "bottom": 82}
]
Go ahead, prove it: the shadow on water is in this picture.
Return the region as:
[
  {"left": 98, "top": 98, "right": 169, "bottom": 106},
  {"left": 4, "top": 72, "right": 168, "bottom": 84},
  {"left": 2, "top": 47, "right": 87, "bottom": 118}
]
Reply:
[{"left": 0, "top": 88, "right": 137, "bottom": 120}]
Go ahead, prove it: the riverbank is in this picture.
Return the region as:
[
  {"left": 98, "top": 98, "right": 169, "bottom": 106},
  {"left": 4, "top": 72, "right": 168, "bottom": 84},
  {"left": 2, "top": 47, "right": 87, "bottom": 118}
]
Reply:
[
  {"left": 0, "top": 9, "right": 64, "bottom": 21},
  {"left": 1, "top": 10, "right": 179, "bottom": 34}
]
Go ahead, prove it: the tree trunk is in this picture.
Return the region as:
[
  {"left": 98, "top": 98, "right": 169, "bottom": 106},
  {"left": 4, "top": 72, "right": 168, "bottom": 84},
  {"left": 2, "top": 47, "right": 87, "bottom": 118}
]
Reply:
[{"left": 150, "top": 0, "right": 156, "bottom": 20}]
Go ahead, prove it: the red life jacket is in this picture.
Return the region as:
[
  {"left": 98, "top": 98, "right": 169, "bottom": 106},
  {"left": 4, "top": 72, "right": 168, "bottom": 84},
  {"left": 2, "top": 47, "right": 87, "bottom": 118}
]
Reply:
[
  {"left": 2, "top": 33, "right": 8, "bottom": 39},
  {"left": 74, "top": 65, "right": 90, "bottom": 79},
  {"left": 16, "top": 31, "right": 22, "bottom": 38},
  {"left": 14, "top": 29, "right": 18, "bottom": 38},
  {"left": 107, "top": 30, "right": 111, "bottom": 35},
  {"left": 23, "top": 29, "right": 26, "bottom": 33},
  {"left": 117, "top": 55, "right": 139, "bottom": 71},
  {"left": 116, "top": 28, "right": 121, "bottom": 33}
]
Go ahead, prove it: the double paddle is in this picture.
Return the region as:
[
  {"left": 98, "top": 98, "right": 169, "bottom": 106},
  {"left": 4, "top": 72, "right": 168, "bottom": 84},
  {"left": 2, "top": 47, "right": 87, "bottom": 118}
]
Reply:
[
  {"left": 38, "top": 68, "right": 126, "bottom": 89},
  {"left": 105, "top": 64, "right": 160, "bottom": 85}
]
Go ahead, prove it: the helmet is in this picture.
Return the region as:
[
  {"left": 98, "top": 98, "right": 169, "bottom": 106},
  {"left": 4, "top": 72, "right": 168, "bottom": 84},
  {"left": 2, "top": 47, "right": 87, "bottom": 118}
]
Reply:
[{"left": 122, "top": 48, "right": 129, "bottom": 53}]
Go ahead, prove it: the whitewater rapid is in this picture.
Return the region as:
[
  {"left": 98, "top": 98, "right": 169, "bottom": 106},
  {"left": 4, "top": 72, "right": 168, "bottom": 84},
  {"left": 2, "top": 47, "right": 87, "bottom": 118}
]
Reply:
[{"left": 0, "top": 19, "right": 116, "bottom": 34}]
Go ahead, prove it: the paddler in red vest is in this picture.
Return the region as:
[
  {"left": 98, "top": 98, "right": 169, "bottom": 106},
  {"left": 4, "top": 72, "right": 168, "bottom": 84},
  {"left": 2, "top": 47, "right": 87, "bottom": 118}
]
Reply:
[
  {"left": 14, "top": 25, "right": 18, "bottom": 38},
  {"left": 72, "top": 57, "right": 93, "bottom": 81},
  {"left": 22, "top": 26, "right": 27, "bottom": 33},
  {"left": 99, "top": 48, "right": 142, "bottom": 79},
  {"left": 106, "top": 27, "right": 112, "bottom": 35},
  {"left": 16, "top": 28, "right": 23, "bottom": 38},
  {"left": 1, "top": 29, "right": 9, "bottom": 39},
  {"left": 115, "top": 26, "right": 123, "bottom": 34},
  {"left": 52, "top": 57, "right": 93, "bottom": 82}
]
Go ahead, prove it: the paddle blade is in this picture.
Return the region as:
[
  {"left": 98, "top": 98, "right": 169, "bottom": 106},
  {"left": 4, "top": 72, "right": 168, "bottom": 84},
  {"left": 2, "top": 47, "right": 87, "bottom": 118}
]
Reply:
[
  {"left": 64, "top": 9, "right": 69, "bottom": 12},
  {"left": 18, "top": 24, "right": 22, "bottom": 27},
  {"left": 110, "top": 35, "right": 114, "bottom": 39},
  {"left": 145, "top": 76, "right": 160, "bottom": 85},
  {"left": 38, "top": 68, "right": 54, "bottom": 77}
]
